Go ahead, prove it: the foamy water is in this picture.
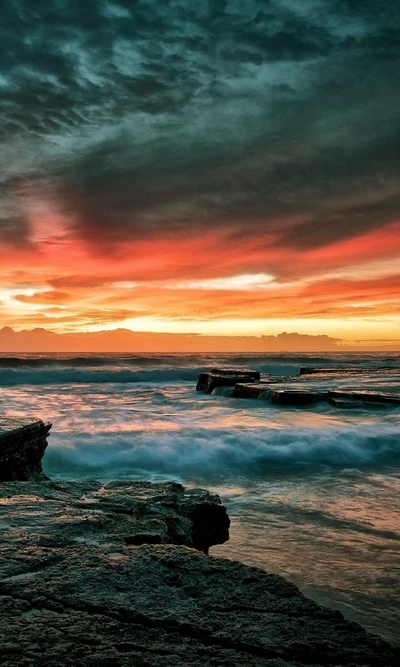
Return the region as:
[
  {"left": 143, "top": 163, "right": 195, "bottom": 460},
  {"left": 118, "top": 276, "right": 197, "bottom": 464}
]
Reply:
[{"left": 0, "top": 352, "right": 399, "bottom": 644}]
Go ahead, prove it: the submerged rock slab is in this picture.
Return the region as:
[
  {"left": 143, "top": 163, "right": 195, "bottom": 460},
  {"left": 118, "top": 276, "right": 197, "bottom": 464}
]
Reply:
[
  {"left": 0, "top": 543, "right": 397, "bottom": 667},
  {"left": 328, "top": 390, "right": 400, "bottom": 405},
  {"left": 0, "top": 416, "right": 52, "bottom": 482},
  {"left": 299, "top": 366, "right": 395, "bottom": 375},
  {"left": 0, "top": 480, "right": 229, "bottom": 554}
]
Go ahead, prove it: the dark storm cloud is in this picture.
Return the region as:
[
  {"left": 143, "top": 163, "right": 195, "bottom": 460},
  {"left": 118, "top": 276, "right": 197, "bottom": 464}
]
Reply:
[
  {"left": 0, "top": 177, "right": 32, "bottom": 246},
  {"left": 0, "top": 0, "right": 399, "bottom": 251},
  {"left": 0, "top": 211, "right": 31, "bottom": 246}
]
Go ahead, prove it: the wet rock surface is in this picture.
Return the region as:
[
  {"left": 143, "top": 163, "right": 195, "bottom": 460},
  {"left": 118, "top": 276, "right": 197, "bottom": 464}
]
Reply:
[
  {"left": 233, "top": 382, "right": 272, "bottom": 399},
  {"left": 0, "top": 480, "right": 229, "bottom": 554},
  {"left": 270, "top": 390, "right": 329, "bottom": 406},
  {"left": 210, "top": 367, "right": 261, "bottom": 379},
  {"left": 1, "top": 541, "right": 397, "bottom": 667},
  {"left": 196, "top": 369, "right": 400, "bottom": 409},
  {"left": 196, "top": 369, "right": 261, "bottom": 393},
  {"left": 0, "top": 481, "right": 398, "bottom": 666},
  {"left": 0, "top": 417, "right": 52, "bottom": 482}
]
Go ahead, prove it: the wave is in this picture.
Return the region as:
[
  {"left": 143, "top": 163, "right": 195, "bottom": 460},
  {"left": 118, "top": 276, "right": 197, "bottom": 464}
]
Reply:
[
  {"left": 0, "top": 351, "right": 398, "bottom": 386},
  {"left": 1, "top": 351, "right": 398, "bottom": 367},
  {"left": 43, "top": 424, "right": 400, "bottom": 483},
  {"left": 0, "top": 365, "right": 301, "bottom": 385},
  {"left": 0, "top": 368, "right": 201, "bottom": 386},
  {"left": 0, "top": 355, "right": 201, "bottom": 369}
]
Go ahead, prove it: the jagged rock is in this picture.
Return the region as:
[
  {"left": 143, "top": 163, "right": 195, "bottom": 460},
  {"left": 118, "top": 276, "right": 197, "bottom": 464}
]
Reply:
[
  {"left": 196, "top": 372, "right": 213, "bottom": 391},
  {"left": 0, "top": 417, "right": 52, "bottom": 482},
  {"left": 0, "top": 543, "right": 397, "bottom": 667},
  {"left": 0, "top": 480, "right": 229, "bottom": 555}
]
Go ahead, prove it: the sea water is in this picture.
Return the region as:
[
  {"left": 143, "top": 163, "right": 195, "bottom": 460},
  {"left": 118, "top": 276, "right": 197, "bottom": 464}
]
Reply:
[{"left": 0, "top": 352, "right": 399, "bottom": 645}]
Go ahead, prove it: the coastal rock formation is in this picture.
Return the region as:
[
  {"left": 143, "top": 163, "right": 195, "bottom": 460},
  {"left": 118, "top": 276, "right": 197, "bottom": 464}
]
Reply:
[
  {"left": 210, "top": 368, "right": 261, "bottom": 378},
  {"left": 233, "top": 382, "right": 272, "bottom": 399},
  {"left": 196, "top": 369, "right": 261, "bottom": 393},
  {"left": 0, "top": 480, "right": 229, "bottom": 554},
  {"left": 0, "top": 417, "right": 52, "bottom": 482},
  {"left": 197, "top": 369, "right": 400, "bottom": 409},
  {"left": 270, "top": 390, "right": 329, "bottom": 406},
  {"left": 1, "top": 540, "right": 397, "bottom": 667},
  {"left": 0, "top": 415, "right": 398, "bottom": 665}
]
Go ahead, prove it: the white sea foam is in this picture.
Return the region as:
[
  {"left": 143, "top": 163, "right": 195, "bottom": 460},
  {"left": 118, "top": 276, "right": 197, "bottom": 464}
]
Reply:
[
  {"left": 42, "top": 423, "right": 400, "bottom": 483},
  {"left": 211, "top": 386, "right": 235, "bottom": 397}
]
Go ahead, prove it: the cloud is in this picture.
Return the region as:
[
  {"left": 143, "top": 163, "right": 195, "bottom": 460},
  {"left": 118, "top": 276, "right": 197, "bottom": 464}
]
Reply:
[
  {"left": 14, "top": 290, "right": 70, "bottom": 303},
  {"left": 0, "top": 0, "right": 399, "bottom": 266},
  {"left": 48, "top": 275, "right": 112, "bottom": 289}
]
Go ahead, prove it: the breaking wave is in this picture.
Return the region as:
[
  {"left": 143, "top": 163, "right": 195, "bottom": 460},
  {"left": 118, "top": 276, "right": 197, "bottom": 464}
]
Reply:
[{"left": 44, "top": 424, "right": 400, "bottom": 483}]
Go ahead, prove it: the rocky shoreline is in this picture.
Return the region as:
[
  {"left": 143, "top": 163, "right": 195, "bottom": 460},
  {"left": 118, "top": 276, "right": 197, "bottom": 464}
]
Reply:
[
  {"left": 0, "top": 415, "right": 398, "bottom": 666},
  {"left": 0, "top": 416, "right": 52, "bottom": 482},
  {"left": 196, "top": 367, "right": 400, "bottom": 407}
]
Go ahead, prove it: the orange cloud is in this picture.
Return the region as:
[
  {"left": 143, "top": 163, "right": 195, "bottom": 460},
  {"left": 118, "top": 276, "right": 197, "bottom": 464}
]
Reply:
[{"left": 1, "top": 207, "right": 399, "bottom": 344}]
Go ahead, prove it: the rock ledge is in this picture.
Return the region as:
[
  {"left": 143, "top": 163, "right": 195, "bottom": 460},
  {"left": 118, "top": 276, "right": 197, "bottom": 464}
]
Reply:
[
  {"left": 0, "top": 417, "right": 51, "bottom": 482},
  {"left": 0, "top": 480, "right": 398, "bottom": 666},
  {"left": 1, "top": 542, "right": 397, "bottom": 667}
]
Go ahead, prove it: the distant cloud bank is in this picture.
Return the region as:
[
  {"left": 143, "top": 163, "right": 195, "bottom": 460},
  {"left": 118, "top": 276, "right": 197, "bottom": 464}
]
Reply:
[{"left": 0, "top": 327, "right": 398, "bottom": 353}]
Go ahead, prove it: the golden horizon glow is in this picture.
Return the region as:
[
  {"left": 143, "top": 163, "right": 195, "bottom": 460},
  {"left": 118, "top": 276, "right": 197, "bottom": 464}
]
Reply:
[{"left": 1, "top": 208, "right": 400, "bottom": 349}]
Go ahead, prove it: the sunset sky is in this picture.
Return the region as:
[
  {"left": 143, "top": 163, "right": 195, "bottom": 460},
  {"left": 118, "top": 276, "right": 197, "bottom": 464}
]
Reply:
[{"left": 1, "top": 0, "right": 399, "bottom": 347}]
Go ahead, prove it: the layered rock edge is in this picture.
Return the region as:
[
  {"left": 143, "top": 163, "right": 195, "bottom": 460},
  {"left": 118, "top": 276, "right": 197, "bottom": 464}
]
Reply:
[
  {"left": 0, "top": 417, "right": 52, "bottom": 482},
  {"left": 0, "top": 480, "right": 229, "bottom": 554},
  {"left": 0, "top": 480, "right": 398, "bottom": 666},
  {"left": 1, "top": 541, "right": 397, "bottom": 667}
]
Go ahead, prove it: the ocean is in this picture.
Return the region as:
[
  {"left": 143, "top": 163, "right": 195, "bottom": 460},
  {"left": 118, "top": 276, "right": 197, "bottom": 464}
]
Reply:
[{"left": 0, "top": 351, "right": 399, "bottom": 645}]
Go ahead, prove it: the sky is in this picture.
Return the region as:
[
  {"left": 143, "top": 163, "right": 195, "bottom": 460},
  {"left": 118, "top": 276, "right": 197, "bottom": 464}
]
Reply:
[{"left": 0, "top": 0, "right": 400, "bottom": 347}]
